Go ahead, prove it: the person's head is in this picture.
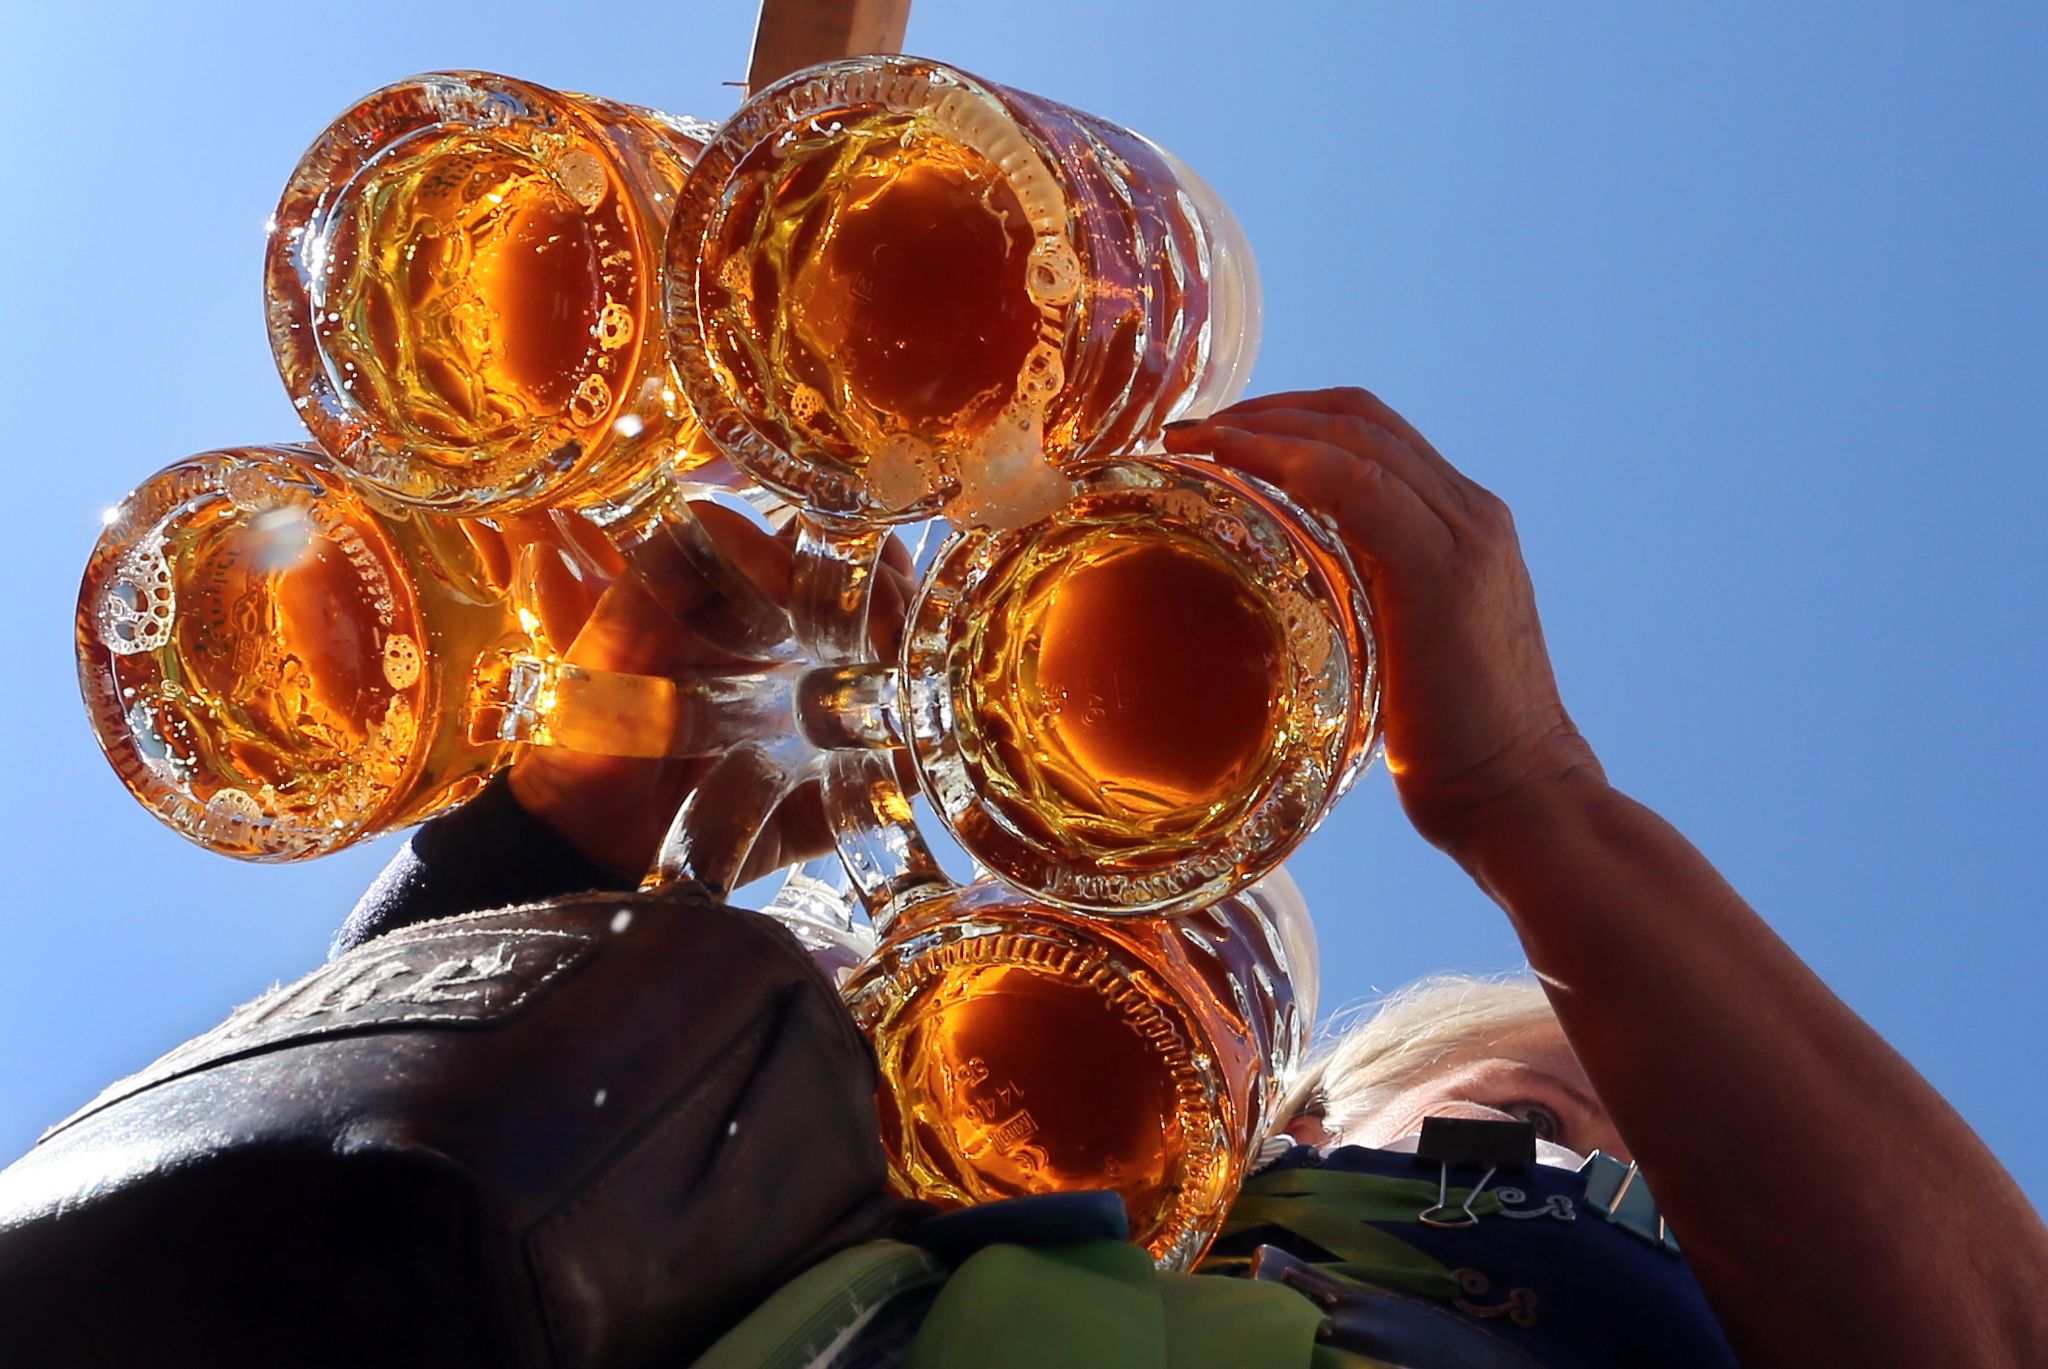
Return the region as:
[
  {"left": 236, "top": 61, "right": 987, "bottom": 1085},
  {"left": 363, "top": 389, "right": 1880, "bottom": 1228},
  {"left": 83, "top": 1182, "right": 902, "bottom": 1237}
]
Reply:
[{"left": 1274, "top": 973, "right": 1629, "bottom": 1162}]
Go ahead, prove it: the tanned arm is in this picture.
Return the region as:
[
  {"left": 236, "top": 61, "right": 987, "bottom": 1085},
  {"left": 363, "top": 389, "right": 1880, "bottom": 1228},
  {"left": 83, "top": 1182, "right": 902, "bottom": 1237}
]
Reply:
[{"left": 1167, "top": 387, "right": 2048, "bottom": 1369}]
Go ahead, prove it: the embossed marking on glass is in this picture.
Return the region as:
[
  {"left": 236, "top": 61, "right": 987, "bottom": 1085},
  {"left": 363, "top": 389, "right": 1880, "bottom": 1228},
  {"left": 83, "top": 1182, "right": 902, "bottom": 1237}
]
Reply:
[
  {"left": 77, "top": 446, "right": 793, "bottom": 861},
  {"left": 666, "top": 55, "right": 1262, "bottom": 526}
]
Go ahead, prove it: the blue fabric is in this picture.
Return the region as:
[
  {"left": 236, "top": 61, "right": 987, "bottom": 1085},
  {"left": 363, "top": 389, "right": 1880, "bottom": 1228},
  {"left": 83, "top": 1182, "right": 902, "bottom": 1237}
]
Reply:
[
  {"left": 910, "top": 1191, "right": 1132, "bottom": 1266},
  {"left": 1206, "top": 1144, "right": 1739, "bottom": 1369},
  {"left": 332, "top": 775, "right": 631, "bottom": 959}
]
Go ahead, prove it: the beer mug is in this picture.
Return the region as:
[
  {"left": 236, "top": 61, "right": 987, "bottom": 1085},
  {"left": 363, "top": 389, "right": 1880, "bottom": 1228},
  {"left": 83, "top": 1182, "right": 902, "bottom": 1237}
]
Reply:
[
  {"left": 266, "top": 72, "right": 788, "bottom": 654},
  {"left": 77, "top": 445, "right": 793, "bottom": 861},
  {"left": 665, "top": 55, "right": 1261, "bottom": 527},
  {"left": 779, "top": 456, "right": 1380, "bottom": 916},
  {"left": 839, "top": 871, "right": 1317, "bottom": 1270},
  {"left": 640, "top": 467, "right": 1328, "bottom": 1269},
  {"left": 650, "top": 729, "right": 1316, "bottom": 1273}
]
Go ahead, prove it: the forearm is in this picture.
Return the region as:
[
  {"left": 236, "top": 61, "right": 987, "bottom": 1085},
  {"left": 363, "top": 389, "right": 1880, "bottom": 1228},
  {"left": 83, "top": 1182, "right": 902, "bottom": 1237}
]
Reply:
[{"left": 1451, "top": 771, "right": 2047, "bottom": 1368}]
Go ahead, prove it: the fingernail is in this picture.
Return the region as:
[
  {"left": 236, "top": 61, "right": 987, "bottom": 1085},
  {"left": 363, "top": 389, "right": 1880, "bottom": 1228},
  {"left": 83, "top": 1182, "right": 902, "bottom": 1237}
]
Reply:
[{"left": 1162, "top": 418, "right": 1204, "bottom": 432}]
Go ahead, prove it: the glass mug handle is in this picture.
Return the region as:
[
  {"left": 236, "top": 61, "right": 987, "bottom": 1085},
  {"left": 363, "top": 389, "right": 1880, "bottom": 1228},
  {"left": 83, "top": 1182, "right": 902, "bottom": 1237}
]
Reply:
[
  {"left": 645, "top": 517, "right": 948, "bottom": 915},
  {"left": 644, "top": 514, "right": 932, "bottom": 898},
  {"left": 472, "top": 651, "right": 800, "bottom": 759},
  {"left": 796, "top": 518, "right": 952, "bottom": 928}
]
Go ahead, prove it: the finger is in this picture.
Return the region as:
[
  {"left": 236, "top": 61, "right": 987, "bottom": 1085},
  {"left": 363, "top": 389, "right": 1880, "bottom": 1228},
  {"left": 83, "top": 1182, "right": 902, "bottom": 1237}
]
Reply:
[
  {"left": 882, "top": 531, "right": 915, "bottom": 578},
  {"left": 1168, "top": 407, "right": 1469, "bottom": 524},
  {"left": 740, "top": 779, "right": 833, "bottom": 887},
  {"left": 1200, "top": 427, "right": 1458, "bottom": 574},
  {"left": 522, "top": 537, "right": 607, "bottom": 651},
  {"left": 1206, "top": 386, "right": 1472, "bottom": 492},
  {"left": 547, "top": 509, "right": 629, "bottom": 580},
  {"left": 1196, "top": 387, "right": 1490, "bottom": 516},
  {"left": 691, "top": 501, "right": 795, "bottom": 609}
]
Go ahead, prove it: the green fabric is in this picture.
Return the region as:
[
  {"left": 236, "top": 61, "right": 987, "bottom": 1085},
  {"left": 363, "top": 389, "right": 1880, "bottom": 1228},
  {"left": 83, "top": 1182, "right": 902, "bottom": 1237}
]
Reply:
[
  {"left": 687, "top": 1239, "right": 945, "bottom": 1369},
  {"left": 690, "top": 1168, "right": 1499, "bottom": 1369},
  {"left": 1157, "top": 1267, "right": 1330, "bottom": 1369},
  {"left": 908, "top": 1238, "right": 1386, "bottom": 1369},
  {"left": 905, "top": 1238, "right": 1167, "bottom": 1369}
]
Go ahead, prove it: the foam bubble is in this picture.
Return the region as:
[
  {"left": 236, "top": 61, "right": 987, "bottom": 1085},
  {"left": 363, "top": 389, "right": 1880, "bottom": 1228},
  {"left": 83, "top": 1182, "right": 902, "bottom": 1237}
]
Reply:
[
  {"left": 1025, "top": 234, "right": 1081, "bottom": 308},
  {"left": 596, "top": 300, "right": 634, "bottom": 350},
  {"left": 569, "top": 373, "right": 613, "bottom": 426},
  {"left": 869, "top": 435, "right": 938, "bottom": 512},
  {"left": 97, "top": 534, "right": 175, "bottom": 656},
  {"left": 1017, "top": 341, "right": 1065, "bottom": 404},
  {"left": 382, "top": 634, "right": 422, "bottom": 689},
  {"left": 553, "top": 149, "right": 608, "bottom": 210},
  {"left": 789, "top": 384, "right": 825, "bottom": 425}
]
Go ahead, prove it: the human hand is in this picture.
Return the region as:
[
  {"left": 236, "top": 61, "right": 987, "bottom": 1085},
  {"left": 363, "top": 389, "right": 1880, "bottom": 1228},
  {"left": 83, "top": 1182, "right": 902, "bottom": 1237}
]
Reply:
[
  {"left": 1163, "top": 387, "right": 1605, "bottom": 853},
  {"left": 507, "top": 504, "right": 917, "bottom": 884}
]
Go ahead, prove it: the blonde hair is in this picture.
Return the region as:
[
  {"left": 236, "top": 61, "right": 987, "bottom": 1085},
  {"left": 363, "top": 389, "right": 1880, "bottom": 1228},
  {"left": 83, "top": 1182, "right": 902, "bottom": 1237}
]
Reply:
[{"left": 1273, "top": 973, "right": 1556, "bottom": 1145}]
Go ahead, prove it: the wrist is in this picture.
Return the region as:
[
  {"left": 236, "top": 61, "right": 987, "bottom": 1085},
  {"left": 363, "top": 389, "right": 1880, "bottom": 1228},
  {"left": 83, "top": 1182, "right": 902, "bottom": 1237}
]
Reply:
[
  {"left": 508, "top": 758, "right": 656, "bottom": 882},
  {"left": 1431, "top": 755, "right": 1617, "bottom": 877}
]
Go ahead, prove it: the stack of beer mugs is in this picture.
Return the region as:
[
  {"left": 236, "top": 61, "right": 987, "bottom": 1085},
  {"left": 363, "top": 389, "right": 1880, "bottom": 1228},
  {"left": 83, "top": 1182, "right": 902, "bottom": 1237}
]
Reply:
[{"left": 73, "top": 58, "right": 1382, "bottom": 1268}]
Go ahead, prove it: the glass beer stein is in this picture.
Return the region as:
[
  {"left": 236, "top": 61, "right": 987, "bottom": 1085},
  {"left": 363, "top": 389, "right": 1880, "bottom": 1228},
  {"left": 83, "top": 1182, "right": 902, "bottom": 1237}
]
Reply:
[
  {"left": 665, "top": 55, "right": 1262, "bottom": 526},
  {"left": 646, "top": 716, "right": 1317, "bottom": 1271},
  {"left": 790, "top": 456, "right": 1380, "bottom": 916},
  {"left": 840, "top": 869, "right": 1317, "bottom": 1270},
  {"left": 267, "top": 72, "right": 788, "bottom": 654},
  {"left": 77, "top": 445, "right": 793, "bottom": 860}
]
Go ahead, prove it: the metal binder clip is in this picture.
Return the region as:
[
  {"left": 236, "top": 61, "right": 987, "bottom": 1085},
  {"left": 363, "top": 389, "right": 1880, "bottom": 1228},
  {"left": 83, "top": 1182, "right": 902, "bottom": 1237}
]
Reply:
[
  {"left": 1414, "top": 1116, "right": 1537, "bottom": 1229},
  {"left": 1578, "top": 1151, "right": 1682, "bottom": 1255}
]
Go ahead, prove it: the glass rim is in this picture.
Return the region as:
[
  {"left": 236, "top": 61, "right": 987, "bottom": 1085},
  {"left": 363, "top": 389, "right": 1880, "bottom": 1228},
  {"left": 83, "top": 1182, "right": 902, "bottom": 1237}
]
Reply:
[
  {"left": 664, "top": 53, "right": 1083, "bottom": 524},
  {"left": 841, "top": 878, "right": 1236, "bottom": 1269},
  {"left": 900, "top": 455, "right": 1380, "bottom": 916},
  {"left": 264, "top": 70, "right": 663, "bottom": 515},
  {"left": 76, "top": 445, "right": 433, "bottom": 861}
]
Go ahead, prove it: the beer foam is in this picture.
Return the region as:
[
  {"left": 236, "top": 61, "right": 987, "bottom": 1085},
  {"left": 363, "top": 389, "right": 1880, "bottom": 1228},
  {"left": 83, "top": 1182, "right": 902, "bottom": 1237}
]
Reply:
[
  {"left": 1017, "top": 341, "right": 1065, "bottom": 404},
  {"left": 949, "top": 402, "right": 1070, "bottom": 530},
  {"left": 1276, "top": 588, "right": 1332, "bottom": 674},
  {"left": 223, "top": 460, "right": 313, "bottom": 515},
  {"left": 870, "top": 435, "right": 939, "bottom": 513},
  {"left": 552, "top": 148, "right": 608, "bottom": 209},
  {"left": 596, "top": 299, "right": 634, "bottom": 350},
  {"left": 789, "top": 384, "right": 826, "bottom": 425},
  {"left": 198, "top": 788, "right": 267, "bottom": 845},
  {"left": 371, "top": 694, "right": 419, "bottom": 760},
  {"left": 97, "top": 533, "right": 175, "bottom": 657},
  {"left": 124, "top": 695, "right": 191, "bottom": 784},
  {"left": 382, "top": 634, "right": 422, "bottom": 689},
  {"left": 1025, "top": 235, "right": 1081, "bottom": 308},
  {"left": 570, "top": 373, "right": 613, "bottom": 426}
]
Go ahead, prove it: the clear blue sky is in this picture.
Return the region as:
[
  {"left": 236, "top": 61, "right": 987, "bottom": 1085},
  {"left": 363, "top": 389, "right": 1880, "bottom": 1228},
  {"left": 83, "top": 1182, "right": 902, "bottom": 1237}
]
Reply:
[{"left": 2, "top": 2, "right": 2042, "bottom": 1201}]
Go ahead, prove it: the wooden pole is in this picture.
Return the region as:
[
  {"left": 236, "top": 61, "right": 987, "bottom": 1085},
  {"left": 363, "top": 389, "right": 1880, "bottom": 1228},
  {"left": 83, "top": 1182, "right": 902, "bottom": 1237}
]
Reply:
[{"left": 747, "top": 0, "right": 913, "bottom": 93}]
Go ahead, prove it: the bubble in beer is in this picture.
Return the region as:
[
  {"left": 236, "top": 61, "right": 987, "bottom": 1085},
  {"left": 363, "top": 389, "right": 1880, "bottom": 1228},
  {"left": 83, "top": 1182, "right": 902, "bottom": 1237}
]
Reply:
[
  {"left": 97, "top": 536, "right": 175, "bottom": 656},
  {"left": 553, "top": 148, "right": 609, "bottom": 209},
  {"left": 570, "top": 373, "right": 614, "bottom": 427},
  {"left": 1025, "top": 234, "right": 1081, "bottom": 307},
  {"left": 596, "top": 300, "right": 635, "bottom": 352},
  {"left": 382, "top": 634, "right": 423, "bottom": 690}
]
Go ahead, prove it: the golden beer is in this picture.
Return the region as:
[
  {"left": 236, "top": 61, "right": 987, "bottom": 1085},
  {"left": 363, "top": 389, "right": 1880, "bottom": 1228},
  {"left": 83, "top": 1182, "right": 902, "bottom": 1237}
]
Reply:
[
  {"left": 899, "top": 458, "right": 1378, "bottom": 914},
  {"left": 79, "top": 448, "right": 523, "bottom": 857},
  {"left": 669, "top": 56, "right": 1261, "bottom": 524},
  {"left": 268, "top": 73, "right": 721, "bottom": 518},
  {"left": 76, "top": 446, "right": 714, "bottom": 861},
  {"left": 844, "top": 875, "right": 1312, "bottom": 1269}
]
